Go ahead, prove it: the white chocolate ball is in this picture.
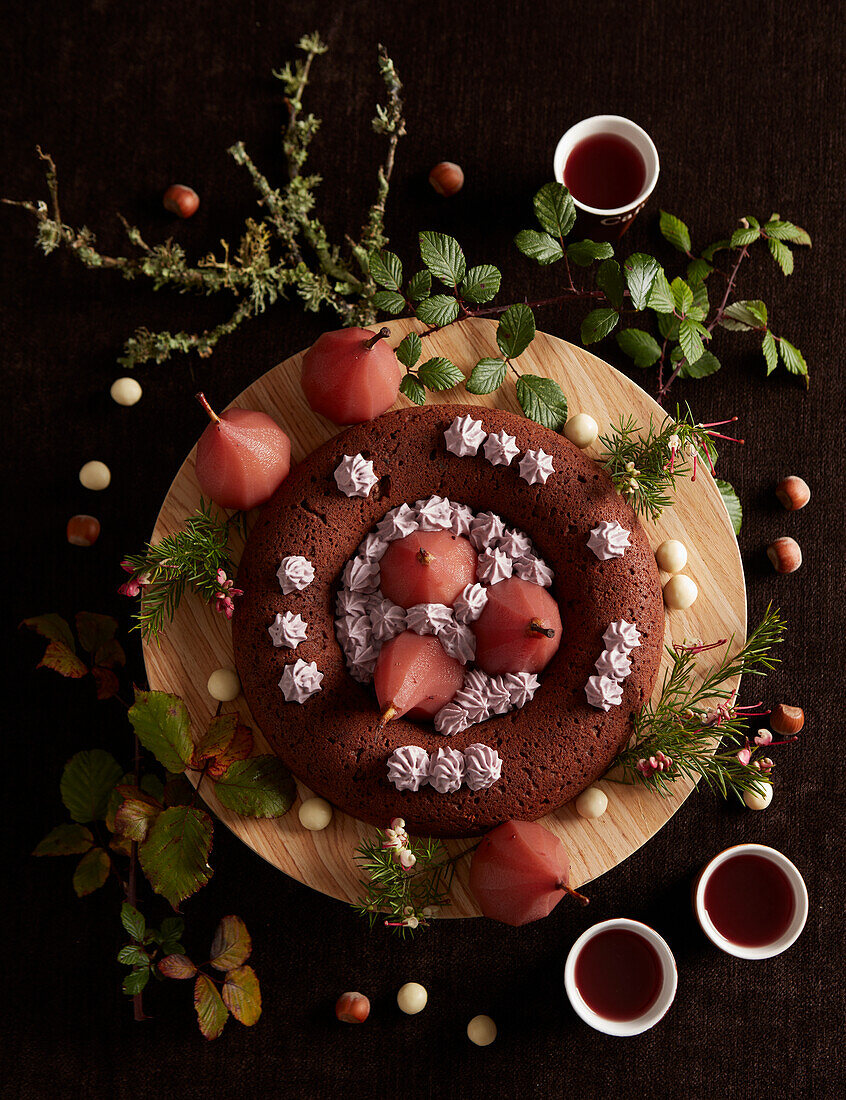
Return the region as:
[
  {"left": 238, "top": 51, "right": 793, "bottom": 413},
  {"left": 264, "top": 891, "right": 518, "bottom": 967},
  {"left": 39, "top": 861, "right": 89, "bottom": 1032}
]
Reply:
[
  {"left": 298, "top": 797, "right": 333, "bottom": 831},
  {"left": 743, "top": 784, "right": 773, "bottom": 811},
  {"left": 206, "top": 667, "right": 241, "bottom": 702},
  {"left": 110, "top": 377, "right": 143, "bottom": 406},
  {"left": 79, "top": 460, "right": 111, "bottom": 491},
  {"left": 663, "top": 574, "right": 698, "bottom": 610},
  {"left": 655, "top": 539, "right": 688, "bottom": 574},
  {"left": 564, "top": 413, "right": 599, "bottom": 449},
  {"left": 397, "top": 982, "right": 428, "bottom": 1015},
  {"left": 575, "top": 786, "right": 608, "bottom": 819},
  {"left": 467, "top": 1014, "right": 497, "bottom": 1046}
]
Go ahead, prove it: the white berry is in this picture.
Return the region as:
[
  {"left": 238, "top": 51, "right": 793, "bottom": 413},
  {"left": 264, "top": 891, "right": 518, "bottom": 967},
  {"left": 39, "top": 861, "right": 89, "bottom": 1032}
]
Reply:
[
  {"left": 397, "top": 982, "right": 428, "bottom": 1015},
  {"left": 79, "top": 460, "right": 111, "bottom": 491},
  {"left": 110, "top": 377, "right": 143, "bottom": 406},
  {"left": 663, "top": 574, "right": 698, "bottom": 610},
  {"left": 467, "top": 1015, "right": 497, "bottom": 1046},
  {"left": 564, "top": 413, "right": 598, "bottom": 449},
  {"left": 655, "top": 539, "right": 688, "bottom": 574},
  {"left": 575, "top": 786, "right": 608, "bottom": 819},
  {"left": 743, "top": 784, "right": 773, "bottom": 811},
  {"left": 298, "top": 797, "right": 333, "bottom": 831},
  {"left": 207, "top": 667, "right": 241, "bottom": 701}
]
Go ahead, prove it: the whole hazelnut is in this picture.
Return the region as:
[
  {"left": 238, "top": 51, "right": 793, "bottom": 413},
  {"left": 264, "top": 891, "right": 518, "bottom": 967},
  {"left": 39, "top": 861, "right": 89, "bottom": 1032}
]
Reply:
[
  {"left": 335, "top": 992, "right": 370, "bottom": 1024},
  {"left": 163, "top": 184, "right": 200, "bottom": 218},
  {"left": 429, "top": 161, "right": 464, "bottom": 197},
  {"left": 775, "top": 476, "right": 810, "bottom": 511},
  {"left": 67, "top": 514, "right": 101, "bottom": 547},
  {"left": 770, "top": 703, "right": 805, "bottom": 736},
  {"left": 767, "top": 536, "right": 802, "bottom": 574}
]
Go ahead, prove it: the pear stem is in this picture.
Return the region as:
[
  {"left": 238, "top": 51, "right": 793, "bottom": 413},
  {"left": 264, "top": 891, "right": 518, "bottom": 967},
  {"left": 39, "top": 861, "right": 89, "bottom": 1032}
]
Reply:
[
  {"left": 364, "top": 326, "right": 391, "bottom": 350},
  {"left": 416, "top": 548, "right": 435, "bottom": 566},
  {"left": 528, "top": 619, "right": 556, "bottom": 639},
  {"left": 195, "top": 392, "right": 220, "bottom": 424},
  {"left": 379, "top": 704, "right": 398, "bottom": 728},
  {"left": 556, "top": 880, "right": 590, "bottom": 906}
]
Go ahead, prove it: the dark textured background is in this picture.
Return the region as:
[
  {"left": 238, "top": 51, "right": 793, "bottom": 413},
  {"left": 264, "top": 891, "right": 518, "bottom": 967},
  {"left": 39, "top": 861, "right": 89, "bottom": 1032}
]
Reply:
[{"left": 2, "top": 2, "right": 843, "bottom": 1097}]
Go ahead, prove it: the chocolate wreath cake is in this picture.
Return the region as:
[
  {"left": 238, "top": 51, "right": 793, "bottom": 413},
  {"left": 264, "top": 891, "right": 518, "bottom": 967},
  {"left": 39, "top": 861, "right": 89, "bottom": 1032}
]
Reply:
[{"left": 232, "top": 404, "right": 664, "bottom": 837}]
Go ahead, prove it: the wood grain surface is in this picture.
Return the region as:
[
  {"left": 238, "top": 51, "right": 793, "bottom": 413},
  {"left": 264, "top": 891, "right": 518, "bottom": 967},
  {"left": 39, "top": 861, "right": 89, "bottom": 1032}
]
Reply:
[{"left": 143, "top": 318, "right": 746, "bottom": 914}]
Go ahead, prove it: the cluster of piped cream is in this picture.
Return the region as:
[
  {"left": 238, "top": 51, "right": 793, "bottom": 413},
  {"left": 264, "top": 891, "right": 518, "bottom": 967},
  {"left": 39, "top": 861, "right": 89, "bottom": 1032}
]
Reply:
[
  {"left": 444, "top": 414, "right": 556, "bottom": 486},
  {"left": 584, "top": 619, "right": 641, "bottom": 711},
  {"left": 272, "top": 556, "right": 322, "bottom": 703},
  {"left": 386, "top": 743, "right": 503, "bottom": 794}
]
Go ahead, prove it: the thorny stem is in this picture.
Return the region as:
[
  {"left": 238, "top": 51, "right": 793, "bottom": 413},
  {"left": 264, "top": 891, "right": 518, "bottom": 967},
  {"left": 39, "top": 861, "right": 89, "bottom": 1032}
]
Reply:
[
  {"left": 708, "top": 245, "right": 750, "bottom": 333},
  {"left": 127, "top": 721, "right": 145, "bottom": 1021}
]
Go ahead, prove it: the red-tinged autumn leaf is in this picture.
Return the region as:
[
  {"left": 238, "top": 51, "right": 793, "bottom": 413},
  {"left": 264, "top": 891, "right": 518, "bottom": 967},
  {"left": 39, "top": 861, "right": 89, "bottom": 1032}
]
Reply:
[
  {"left": 75, "top": 612, "right": 118, "bottom": 656},
  {"left": 128, "top": 689, "right": 194, "bottom": 775},
  {"left": 39, "top": 640, "right": 88, "bottom": 679},
  {"left": 72, "top": 847, "right": 111, "bottom": 896},
  {"left": 93, "top": 638, "right": 126, "bottom": 669},
  {"left": 213, "top": 756, "right": 296, "bottom": 818},
  {"left": 105, "top": 774, "right": 134, "bottom": 831},
  {"left": 205, "top": 723, "right": 254, "bottom": 779},
  {"left": 158, "top": 954, "right": 198, "bottom": 980},
  {"left": 114, "top": 794, "right": 161, "bottom": 842},
  {"left": 33, "top": 822, "right": 94, "bottom": 856},
  {"left": 194, "top": 973, "right": 229, "bottom": 1040},
  {"left": 60, "top": 750, "right": 125, "bottom": 823},
  {"left": 21, "top": 613, "right": 75, "bottom": 649},
  {"left": 138, "top": 806, "right": 214, "bottom": 907},
  {"left": 92, "top": 666, "right": 120, "bottom": 701},
  {"left": 191, "top": 714, "right": 237, "bottom": 769},
  {"left": 222, "top": 965, "right": 262, "bottom": 1026},
  {"left": 209, "top": 915, "right": 252, "bottom": 971}
]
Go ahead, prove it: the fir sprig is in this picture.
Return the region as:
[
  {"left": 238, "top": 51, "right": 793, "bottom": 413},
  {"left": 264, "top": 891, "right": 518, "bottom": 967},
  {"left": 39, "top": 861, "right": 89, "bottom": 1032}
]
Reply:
[
  {"left": 121, "top": 501, "right": 238, "bottom": 642},
  {"left": 614, "top": 606, "right": 792, "bottom": 800}
]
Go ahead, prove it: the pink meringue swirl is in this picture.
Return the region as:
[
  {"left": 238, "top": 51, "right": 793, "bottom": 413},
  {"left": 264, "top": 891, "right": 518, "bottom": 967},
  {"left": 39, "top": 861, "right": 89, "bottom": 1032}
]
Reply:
[
  {"left": 469, "top": 511, "right": 507, "bottom": 550},
  {"left": 368, "top": 597, "right": 407, "bottom": 642},
  {"left": 584, "top": 674, "right": 624, "bottom": 711},
  {"left": 463, "top": 743, "right": 503, "bottom": 791},
  {"left": 501, "top": 672, "right": 540, "bottom": 708},
  {"left": 453, "top": 581, "right": 489, "bottom": 624},
  {"left": 415, "top": 495, "right": 454, "bottom": 531},
  {"left": 387, "top": 745, "right": 430, "bottom": 792},
  {"left": 334, "top": 453, "right": 379, "bottom": 498},
  {"left": 587, "top": 520, "right": 631, "bottom": 561},
  {"left": 595, "top": 645, "right": 632, "bottom": 681},
  {"left": 376, "top": 503, "right": 419, "bottom": 541},
  {"left": 278, "top": 658, "right": 323, "bottom": 703},
  {"left": 437, "top": 619, "right": 476, "bottom": 662},
  {"left": 268, "top": 611, "right": 308, "bottom": 649},
  {"left": 444, "top": 414, "right": 487, "bottom": 457},
  {"left": 405, "top": 603, "right": 454, "bottom": 636},
  {"left": 434, "top": 702, "right": 471, "bottom": 737},
  {"left": 428, "top": 747, "right": 466, "bottom": 794},
  {"left": 276, "top": 555, "right": 315, "bottom": 594},
  {"left": 513, "top": 555, "right": 554, "bottom": 587},
  {"left": 518, "top": 448, "right": 556, "bottom": 485},
  {"left": 483, "top": 429, "right": 520, "bottom": 467},
  {"left": 602, "top": 619, "right": 642, "bottom": 651},
  {"left": 342, "top": 556, "right": 381, "bottom": 593},
  {"left": 476, "top": 547, "right": 514, "bottom": 585}
]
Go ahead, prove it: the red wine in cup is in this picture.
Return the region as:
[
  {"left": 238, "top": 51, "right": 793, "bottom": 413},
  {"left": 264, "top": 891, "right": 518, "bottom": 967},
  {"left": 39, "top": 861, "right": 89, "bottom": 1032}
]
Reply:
[
  {"left": 574, "top": 928, "right": 662, "bottom": 1022},
  {"left": 563, "top": 133, "right": 647, "bottom": 210},
  {"left": 703, "top": 853, "right": 795, "bottom": 948}
]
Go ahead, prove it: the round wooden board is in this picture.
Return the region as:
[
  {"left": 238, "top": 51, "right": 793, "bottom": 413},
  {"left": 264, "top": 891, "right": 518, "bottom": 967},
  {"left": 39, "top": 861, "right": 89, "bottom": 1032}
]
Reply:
[{"left": 143, "top": 318, "right": 746, "bottom": 915}]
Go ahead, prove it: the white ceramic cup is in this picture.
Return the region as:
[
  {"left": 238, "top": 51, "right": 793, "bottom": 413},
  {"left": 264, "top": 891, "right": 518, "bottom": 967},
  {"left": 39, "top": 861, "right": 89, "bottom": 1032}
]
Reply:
[
  {"left": 693, "top": 843, "right": 808, "bottom": 960},
  {"left": 552, "top": 115, "right": 660, "bottom": 239},
  {"left": 564, "top": 918, "right": 678, "bottom": 1036}
]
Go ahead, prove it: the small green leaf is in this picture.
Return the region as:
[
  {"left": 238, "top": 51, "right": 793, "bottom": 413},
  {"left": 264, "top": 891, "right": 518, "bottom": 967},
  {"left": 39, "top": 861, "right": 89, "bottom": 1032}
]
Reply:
[
  {"left": 21, "top": 614, "right": 75, "bottom": 649},
  {"left": 222, "top": 965, "right": 262, "bottom": 1026},
  {"left": 60, "top": 750, "right": 124, "bottom": 823},
  {"left": 139, "top": 806, "right": 214, "bottom": 907},
  {"left": 677, "top": 349, "right": 721, "bottom": 380},
  {"left": 159, "top": 916, "right": 185, "bottom": 944},
  {"left": 466, "top": 357, "right": 507, "bottom": 395},
  {"left": 129, "top": 690, "right": 194, "bottom": 775},
  {"left": 496, "top": 304, "right": 536, "bottom": 359},
  {"left": 622, "top": 253, "right": 660, "bottom": 310},
  {"left": 720, "top": 300, "right": 768, "bottom": 331},
  {"left": 778, "top": 337, "right": 808, "bottom": 379},
  {"left": 659, "top": 211, "right": 691, "bottom": 253},
  {"left": 122, "top": 967, "right": 150, "bottom": 996},
  {"left": 716, "top": 479, "right": 743, "bottom": 535},
  {"left": 371, "top": 290, "right": 406, "bottom": 315},
  {"left": 515, "top": 376, "right": 568, "bottom": 430},
  {"left": 73, "top": 847, "right": 110, "bottom": 897},
  {"left": 406, "top": 270, "right": 432, "bottom": 301},
  {"left": 513, "top": 230, "right": 563, "bottom": 265},
  {"left": 532, "top": 181, "right": 576, "bottom": 238},
  {"left": 415, "top": 295, "right": 459, "bottom": 327},
  {"left": 195, "top": 973, "right": 229, "bottom": 1040},
  {"left": 767, "top": 237, "right": 794, "bottom": 275},
  {"left": 368, "top": 249, "right": 402, "bottom": 291},
  {"left": 765, "top": 220, "right": 811, "bottom": 246},
  {"left": 395, "top": 332, "right": 422, "bottom": 369},
  {"left": 688, "top": 279, "right": 709, "bottom": 320},
  {"left": 670, "top": 278, "right": 694, "bottom": 316},
  {"left": 121, "top": 902, "right": 146, "bottom": 942},
  {"left": 399, "top": 374, "right": 425, "bottom": 405},
  {"left": 647, "top": 270, "right": 675, "bottom": 313},
  {"left": 730, "top": 224, "right": 760, "bottom": 247},
  {"left": 417, "top": 357, "right": 464, "bottom": 391},
  {"left": 214, "top": 756, "right": 296, "bottom": 818},
  {"left": 656, "top": 312, "right": 679, "bottom": 341},
  {"left": 460, "top": 264, "right": 502, "bottom": 303},
  {"left": 418, "top": 231, "right": 466, "bottom": 287},
  {"left": 596, "top": 259, "right": 624, "bottom": 309},
  {"left": 566, "top": 239, "right": 614, "bottom": 267},
  {"left": 678, "top": 318, "right": 707, "bottom": 366},
  {"left": 580, "top": 308, "right": 619, "bottom": 345},
  {"left": 686, "top": 258, "right": 712, "bottom": 284},
  {"left": 118, "top": 944, "right": 150, "bottom": 968},
  {"left": 210, "top": 915, "right": 252, "bottom": 971},
  {"left": 616, "top": 328, "right": 662, "bottom": 369},
  {"left": 74, "top": 613, "right": 119, "bottom": 658},
  {"left": 33, "top": 823, "right": 94, "bottom": 857},
  {"left": 158, "top": 954, "right": 197, "bottom": 979},
  {"left": 762, "top": 330, "right": 778, "bottom": 374}
]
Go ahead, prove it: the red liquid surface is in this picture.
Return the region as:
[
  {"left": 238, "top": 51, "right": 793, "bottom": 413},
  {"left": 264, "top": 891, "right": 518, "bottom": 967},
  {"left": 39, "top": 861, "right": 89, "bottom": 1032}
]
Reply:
[
  {"left": 574, "top": 929, "right": 662, "bottom": 1022},
  {"left": 703, "top": 854, "right": 795, "bottom": 947},
  {"left": 564, "top": 133, "right": 647, "bottom": 210}
]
